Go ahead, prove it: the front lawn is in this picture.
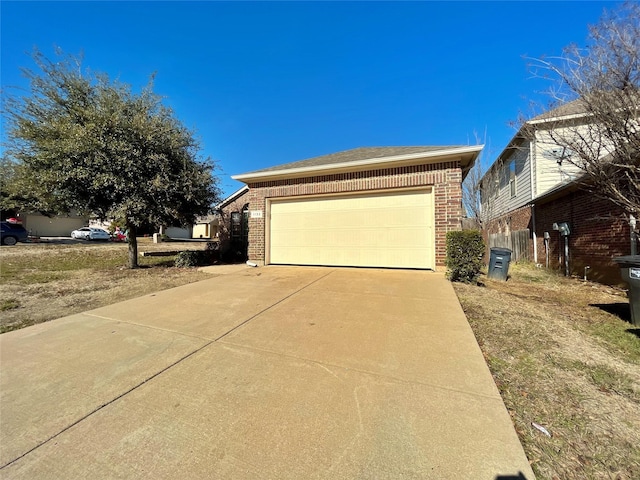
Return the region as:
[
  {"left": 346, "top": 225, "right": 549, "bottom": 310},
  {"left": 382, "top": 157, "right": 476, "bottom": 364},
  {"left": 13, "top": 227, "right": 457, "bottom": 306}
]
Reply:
[{"left": 0, "top": 239, "right": 212, "bottom": 333}]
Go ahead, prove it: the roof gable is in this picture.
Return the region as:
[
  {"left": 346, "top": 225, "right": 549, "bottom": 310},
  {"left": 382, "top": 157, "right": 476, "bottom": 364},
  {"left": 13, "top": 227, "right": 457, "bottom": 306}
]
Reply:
[{"left": 217, "top": 186, "right": 249, "bottom": 209}]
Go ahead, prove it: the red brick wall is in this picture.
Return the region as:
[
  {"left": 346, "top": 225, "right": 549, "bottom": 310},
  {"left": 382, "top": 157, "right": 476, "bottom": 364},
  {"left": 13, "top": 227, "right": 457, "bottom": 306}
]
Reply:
[
  {"left": 246, "top": 162, "right": 463, "bottom": 268},
  {"left": 534, "top": 189, "right": 631, "bottom": 285},
  {"left": 484, "top": 205, "right": 534, "bottom": 261},
  {"left": 485, "top": 205, "right": 533, "bottom": 235},
  {"left": 218, "top": 190, "right": 250, "bottom": 254}
]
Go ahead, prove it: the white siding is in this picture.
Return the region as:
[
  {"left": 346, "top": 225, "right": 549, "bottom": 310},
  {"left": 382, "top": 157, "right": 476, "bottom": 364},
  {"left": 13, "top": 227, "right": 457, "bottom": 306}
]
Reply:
[
  {"left": 484, "top": 116, "right": 625, "bottom": 222},
  {"left": 482, "top": 141, "right": 533, "bottom": 218},
  {"left": 534, "top": 129, "right": 584, "bottom": 196}
]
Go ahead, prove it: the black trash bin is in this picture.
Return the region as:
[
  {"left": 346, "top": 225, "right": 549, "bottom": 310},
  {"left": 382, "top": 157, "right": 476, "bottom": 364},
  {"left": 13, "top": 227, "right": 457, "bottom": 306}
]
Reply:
[
  {"left": 488, "top": 248, "right": 512, "bottom": 281},
  {"left": 613, "top": 255, "right": 640, "bottom": 327}
]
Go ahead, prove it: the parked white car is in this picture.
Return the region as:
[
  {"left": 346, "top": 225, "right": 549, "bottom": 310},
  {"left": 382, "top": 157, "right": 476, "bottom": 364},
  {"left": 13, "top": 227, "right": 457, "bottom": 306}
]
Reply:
[{"left": 71, "top": 227, "right": 110, "bottom": 241}]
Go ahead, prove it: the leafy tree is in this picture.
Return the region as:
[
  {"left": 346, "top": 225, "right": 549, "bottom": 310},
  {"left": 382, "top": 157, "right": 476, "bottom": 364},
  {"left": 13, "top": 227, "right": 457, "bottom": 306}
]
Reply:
[
  {"left": 526, "top": 2, "right": 640, "bottom": 223},
  {"left": 2, "top": 49, "right": 221, "bottom": 267}
]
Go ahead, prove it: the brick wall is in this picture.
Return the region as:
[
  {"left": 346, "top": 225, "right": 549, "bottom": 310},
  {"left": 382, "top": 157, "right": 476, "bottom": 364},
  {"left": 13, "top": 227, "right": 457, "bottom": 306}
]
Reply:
[
  {"left": 485, "top": 205, "right": 533, "bottom": 236},
  {"left": 484, "top": 205, "right": 534, "bottom": 261},
  {"left": 534, "top": 189, "right": 631, "bottom": 285},
  {"left": 217, "top": 190, "right": 250, "bottom": 260},
  {"left": 246, "top": 162, "right": 463, "bottom": 268}
]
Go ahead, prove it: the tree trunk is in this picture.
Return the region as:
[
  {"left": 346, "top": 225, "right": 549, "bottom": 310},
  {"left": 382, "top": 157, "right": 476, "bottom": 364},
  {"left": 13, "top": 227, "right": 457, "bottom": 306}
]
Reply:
[{"left": 127, "top": 224, "right": 139, "bottom": 268}]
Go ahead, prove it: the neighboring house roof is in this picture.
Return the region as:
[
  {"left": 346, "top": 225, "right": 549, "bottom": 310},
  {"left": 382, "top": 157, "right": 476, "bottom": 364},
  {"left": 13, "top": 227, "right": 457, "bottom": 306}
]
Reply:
[
  {"left": 232, "top": 145, "right": 483, "bottom": 183},
  {"left": 481, "top": 99, "right": 590, "bottom": 185},
  {"left": 532, "top": 178, "right": 582, "bottom": 205},
  {"left": 17, "top": 211, "right": 88, "bottom": 219},
  {"left": 194, "top": 214, "right": 219, "bottom": 224},
  {"left": 530, "top": 90, "right": 640, "bottom": 124},
  {"left": 217, "top": 186, "right": 249, "bottom": 210},
  {"left": 529, "top": 99, "right": 587, "bottom": 123}
]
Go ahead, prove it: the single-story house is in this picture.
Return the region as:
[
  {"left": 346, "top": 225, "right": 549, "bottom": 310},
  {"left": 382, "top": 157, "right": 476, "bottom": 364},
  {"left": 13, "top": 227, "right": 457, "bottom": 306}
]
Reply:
[
  {"left": 192, "top": 215, "right": 219, "bottom": 239},
  {"left": 230, "top": 146, "right": 482, "bottom": 270},
  {"left": 189, "top": 186, "right": 251, "bottom": 244},
  {"left": 17, "top": 212, "right": 88, "bottom": 237},
  {"left": 216, "top": 186, "right": 250, "bottom": 260}
]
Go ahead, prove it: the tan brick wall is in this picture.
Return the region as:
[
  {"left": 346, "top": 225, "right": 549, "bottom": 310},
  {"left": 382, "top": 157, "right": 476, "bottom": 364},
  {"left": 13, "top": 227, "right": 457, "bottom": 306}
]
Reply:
[{"left": 245, "top": 162, "right": 463, "bottom": 268}]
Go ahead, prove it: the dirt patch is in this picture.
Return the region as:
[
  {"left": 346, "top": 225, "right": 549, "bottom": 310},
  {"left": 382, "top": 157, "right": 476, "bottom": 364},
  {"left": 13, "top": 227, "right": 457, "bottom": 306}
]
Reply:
[{"left": 454, "top": 264, "right": 640, "bottom": 479}]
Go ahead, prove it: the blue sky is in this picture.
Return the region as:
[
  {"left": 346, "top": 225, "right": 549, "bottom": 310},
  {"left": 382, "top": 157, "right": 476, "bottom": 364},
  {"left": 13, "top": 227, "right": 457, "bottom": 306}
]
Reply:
[{"left": 2, "top": 1, "right": 616, "bottom": 198}]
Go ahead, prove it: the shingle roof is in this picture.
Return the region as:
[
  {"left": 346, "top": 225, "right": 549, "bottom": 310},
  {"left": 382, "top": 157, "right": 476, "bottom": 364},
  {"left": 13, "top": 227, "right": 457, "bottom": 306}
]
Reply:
[
  {"left": 530, "top": 90, "right": 640, "bottom": 122},
  {"left": 241, "top": 146, "right": 464, "bottom": 175},
  {"left": 530, "top": 99, "right": 587, "bottom": 122}
]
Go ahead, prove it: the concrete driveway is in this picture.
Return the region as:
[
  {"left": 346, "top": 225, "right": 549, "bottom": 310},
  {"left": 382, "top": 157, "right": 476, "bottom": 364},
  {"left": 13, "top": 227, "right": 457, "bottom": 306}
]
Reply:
[{"left": 0, "top": 266, "right": 534, "bottom": 479}]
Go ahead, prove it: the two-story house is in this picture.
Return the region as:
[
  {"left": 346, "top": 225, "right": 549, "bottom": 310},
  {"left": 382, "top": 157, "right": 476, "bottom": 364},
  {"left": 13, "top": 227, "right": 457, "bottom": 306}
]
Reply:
[{"left": 481, "top": 100, "right": 632, "bottom": 285}]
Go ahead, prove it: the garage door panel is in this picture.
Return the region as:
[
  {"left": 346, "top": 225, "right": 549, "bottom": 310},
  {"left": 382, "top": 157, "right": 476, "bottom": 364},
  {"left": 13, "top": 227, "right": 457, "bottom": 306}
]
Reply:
[{"left": 269, "top": 190, "right": 434, "bottom": 269}]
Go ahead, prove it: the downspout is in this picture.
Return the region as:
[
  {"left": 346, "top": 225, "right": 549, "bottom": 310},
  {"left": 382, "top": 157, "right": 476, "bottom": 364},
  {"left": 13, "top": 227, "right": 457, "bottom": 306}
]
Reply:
[
  {"left": 531, "top": 204, "right": 537, "bottom": 263},
  {"left": 564, "top": 235, "right": 570, "bottom": 277},
  {"left": 630, "top": 215, "right": 637, "bottom": 255},
  {"left": 529, "top": 135, "right": 538, "bottom": 263}
]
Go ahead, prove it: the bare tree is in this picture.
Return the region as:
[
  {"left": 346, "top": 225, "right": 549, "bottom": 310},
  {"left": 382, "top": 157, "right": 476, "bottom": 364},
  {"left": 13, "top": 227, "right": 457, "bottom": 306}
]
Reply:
[
  {"left": 462, "top": 134, "right": 497, "bottom": 230},
  {"left": 526, "top": 2, "right": 640, "bottom": 221}
]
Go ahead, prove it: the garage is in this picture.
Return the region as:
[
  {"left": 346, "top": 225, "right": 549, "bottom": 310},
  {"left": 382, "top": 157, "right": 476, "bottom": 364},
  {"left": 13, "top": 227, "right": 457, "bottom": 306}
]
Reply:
[
  {"left": 22, "top": 213, "right": 87, "bottom": 237},
  {"left": 231, "top": 145, "right": 483, "bottom": 270},
  {"left": 268, "top": 189, "right": 434, "bottom": 269}
]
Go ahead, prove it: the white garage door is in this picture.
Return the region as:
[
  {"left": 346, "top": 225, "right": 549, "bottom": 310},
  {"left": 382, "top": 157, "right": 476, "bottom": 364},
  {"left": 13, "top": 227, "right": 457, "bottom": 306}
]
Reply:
[{"left": 268, "top": 189, "right": 434, "bottom": 269}]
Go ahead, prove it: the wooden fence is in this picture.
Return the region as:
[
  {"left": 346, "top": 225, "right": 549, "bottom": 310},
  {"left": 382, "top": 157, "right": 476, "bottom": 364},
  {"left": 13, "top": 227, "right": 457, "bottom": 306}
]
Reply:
[{"left": 488, "top": 229, "right": 531, "bottom": 262}]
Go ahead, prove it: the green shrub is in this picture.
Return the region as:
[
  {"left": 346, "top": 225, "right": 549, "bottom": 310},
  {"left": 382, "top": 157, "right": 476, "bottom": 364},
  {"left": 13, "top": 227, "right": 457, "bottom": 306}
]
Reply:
[
  {"left": 445, "top": 230, "right": 485, "bottom": 283},
  {"left": 174, "top": 250, "right": 212, "bottom": 268}
]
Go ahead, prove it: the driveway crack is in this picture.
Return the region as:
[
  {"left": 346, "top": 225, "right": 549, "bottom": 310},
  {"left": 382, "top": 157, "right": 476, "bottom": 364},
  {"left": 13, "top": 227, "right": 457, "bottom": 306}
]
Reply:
[
  {"left": 212, "top": 269, "right": 335, "bottom": 342},
  {"left": 0, "top": 339, "right": 215, "bottom": 470},
  {"left": 0, "top": 269, "right": 335, "bottom": 471}
]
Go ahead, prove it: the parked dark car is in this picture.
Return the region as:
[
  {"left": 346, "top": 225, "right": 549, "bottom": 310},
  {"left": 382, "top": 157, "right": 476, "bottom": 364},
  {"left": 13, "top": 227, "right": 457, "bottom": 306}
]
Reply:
[{"left": 1, "top": 221, "right": 29, "bottom": 245}]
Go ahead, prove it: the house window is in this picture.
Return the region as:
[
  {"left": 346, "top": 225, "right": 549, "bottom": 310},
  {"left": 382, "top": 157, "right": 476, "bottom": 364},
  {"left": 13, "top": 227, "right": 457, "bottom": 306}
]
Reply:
[
  {"left": 230, "top": 204, "right": 249, "bottom": 242},
  {"left": 230, "top": 212, "right": 242, "bottom": 239},
  {"left": 509, "top": 160, "right": 516, "bottom": 197}
]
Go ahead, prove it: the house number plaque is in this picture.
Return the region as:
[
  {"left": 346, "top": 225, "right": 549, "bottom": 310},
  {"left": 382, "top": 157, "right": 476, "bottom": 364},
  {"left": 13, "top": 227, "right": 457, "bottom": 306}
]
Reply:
[{"left": 250, "top": 210, "right": 263, "bottom": 219}]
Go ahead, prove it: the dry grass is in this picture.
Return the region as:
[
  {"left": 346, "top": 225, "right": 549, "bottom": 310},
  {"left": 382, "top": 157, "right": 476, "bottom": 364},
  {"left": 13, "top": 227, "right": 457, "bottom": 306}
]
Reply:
[
  {"left": 453, "top": 263, "right": 640, "bottom": 480},
  {"left": 0, "top": 238, "right": 213, "bottom": 333}
]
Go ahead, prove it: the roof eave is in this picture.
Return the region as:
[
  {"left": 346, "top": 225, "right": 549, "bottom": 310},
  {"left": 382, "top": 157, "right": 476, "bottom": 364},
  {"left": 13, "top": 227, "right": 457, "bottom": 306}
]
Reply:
[
  {"left": 232, "top": 145, "right": 483, "bottom": 183},
  {"left": 480, "top": 111, "right": 592, "bottom": 184},
  {"left": 216, "top": 185, "right": 249, "bottom": 209},
  {"left": 527, "top": 110, "right": 592, "bottom": 126}
]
